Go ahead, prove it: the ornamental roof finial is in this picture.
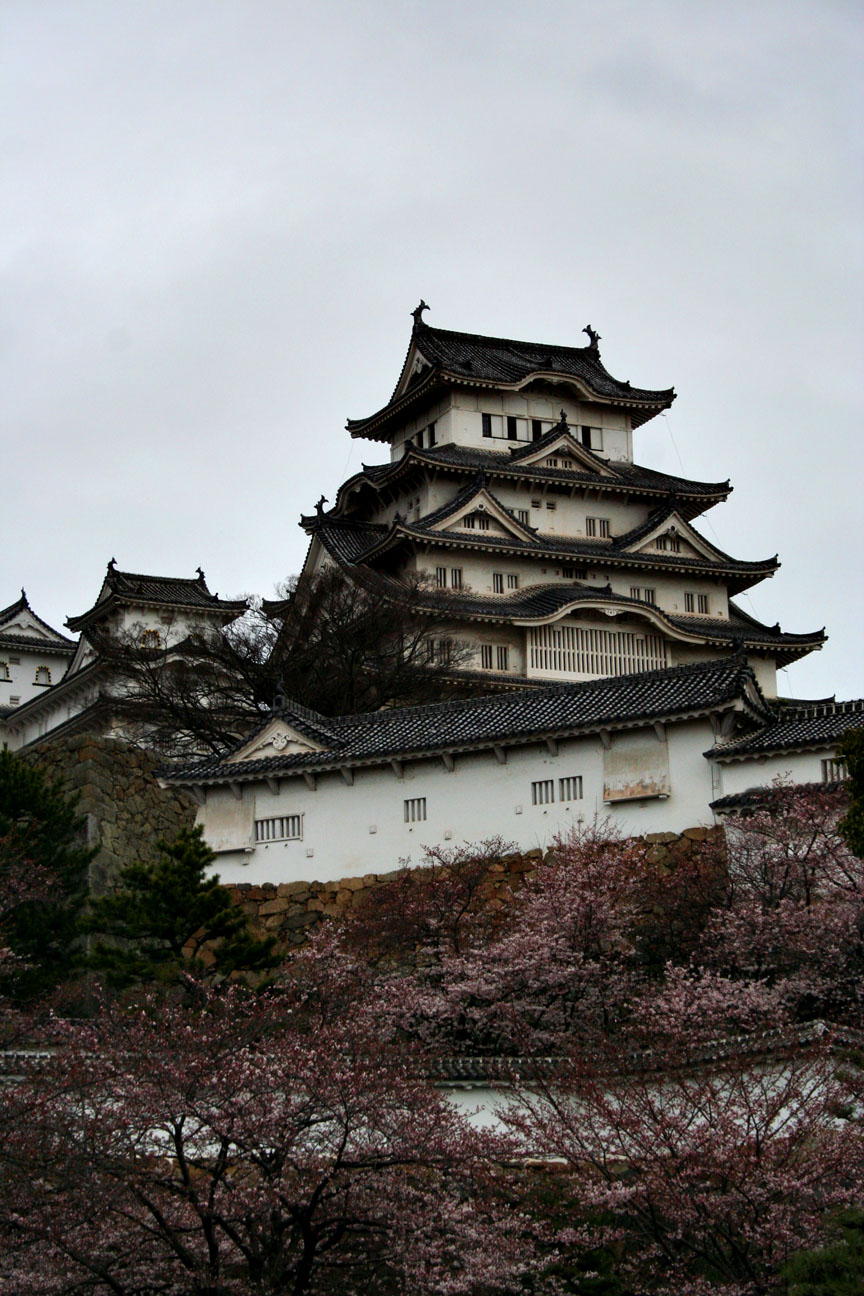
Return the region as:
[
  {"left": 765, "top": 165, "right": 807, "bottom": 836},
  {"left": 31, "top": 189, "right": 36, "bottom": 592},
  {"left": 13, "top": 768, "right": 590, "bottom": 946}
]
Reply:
[
  {"left": 559, "top": 409, "right": 568, "bottom": 428},
  {"left": 315, "top": 495, "right": 328, "bottom": 518},
  {"left": 107, "top": 557, "right": 117, "bottom": 571},
  {"left": 583, "top": 324, "right": 601, "bottom": 352},
  {"left": 411, "top": 300, "right": 430, "bottom": 328},
  {"left": 196, "top": 566, "right": 205, "bottom": 582}
]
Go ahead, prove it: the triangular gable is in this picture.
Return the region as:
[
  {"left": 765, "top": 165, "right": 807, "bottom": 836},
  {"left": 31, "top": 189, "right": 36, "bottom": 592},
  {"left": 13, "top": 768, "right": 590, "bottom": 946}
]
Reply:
[
  {"left": 228, "top": 718, "right": 330, "bottom": 764},
  {"left": 0, "top": 610, "right": 66, "bottom": 643},
  {"left": 512, "top": 431, "right": 616, "bottom": 477},
  {"left": 625, "top": 512, "right": 726, "bottom": 562},
  {"left": 391, "top": 337, "right": 435, "bottom": 402},
  {"left": 428, "top": 488, "right": 536, "bottom": 542}
]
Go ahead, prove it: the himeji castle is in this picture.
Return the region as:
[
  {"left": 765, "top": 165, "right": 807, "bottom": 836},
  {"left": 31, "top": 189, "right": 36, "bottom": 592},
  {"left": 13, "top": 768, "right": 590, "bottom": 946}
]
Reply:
[
  {"left": 283, "top": 305, "right": 822, "bottom": 699},
  {"left": 159, "top": 307, "right": 862, "bottom": 885}
]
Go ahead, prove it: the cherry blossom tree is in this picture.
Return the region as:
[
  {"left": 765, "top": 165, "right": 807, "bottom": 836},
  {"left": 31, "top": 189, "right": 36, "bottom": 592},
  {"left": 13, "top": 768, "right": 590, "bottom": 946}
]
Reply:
[{"left": 0, "top": 943, "right": 537, "bottom": 1296}]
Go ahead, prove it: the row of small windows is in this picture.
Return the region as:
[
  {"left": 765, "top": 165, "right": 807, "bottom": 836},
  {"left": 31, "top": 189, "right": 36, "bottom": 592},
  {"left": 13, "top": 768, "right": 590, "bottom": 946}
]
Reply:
[
  {"left": 655, "top": 535, "right": 681, "bottom": 553},
  {"left": 684, "top": 593, "right": 710, "bottom": 614},
  {"left": 532, "top": 776, "right": 584, "bottom": 805},
  {"left": 479, "top": 644, "right": 509, "bottom": 671},
  {"left": 492, "top": 572, "right": 519, "bottom": 593},
  {"left": 586, "top": 516, "right": 610, "bottom": 538},
  {"left": 630, "top": 586, "right": 656, "bottom": 605},
  {"left": 481, "top": 413, "right": 604, "bottom": 450},
  {"left": 436, "top": 567, "right": 463, "bottom": 590},
  {"left": 0, "top": 663, "right": 52, "bottom": 685}
]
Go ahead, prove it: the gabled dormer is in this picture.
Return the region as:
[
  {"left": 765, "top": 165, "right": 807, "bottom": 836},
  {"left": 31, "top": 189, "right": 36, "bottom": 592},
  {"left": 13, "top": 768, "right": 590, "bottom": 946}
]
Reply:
[
  {"left": 508, "top": 425, "right": 617, "bottom": 477},
  {"left": 426, "top": 479, "right": 537, "bottom": 544}
]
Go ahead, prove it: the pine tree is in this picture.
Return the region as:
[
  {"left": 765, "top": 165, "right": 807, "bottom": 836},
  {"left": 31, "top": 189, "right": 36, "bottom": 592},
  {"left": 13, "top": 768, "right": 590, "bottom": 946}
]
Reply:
[
  {"left": 837, "top": 728, "right": 864, "bottom": 858},
  {"left": 85, "top": 825, "right": 280, "bottom": 988},
  {"left": 0, "top": 749, "right": 95, "bottom": 1004}
]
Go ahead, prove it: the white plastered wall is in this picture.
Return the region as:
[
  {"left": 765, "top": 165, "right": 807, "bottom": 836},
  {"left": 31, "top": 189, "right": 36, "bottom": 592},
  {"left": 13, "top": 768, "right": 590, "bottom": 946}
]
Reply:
[
  {"left": 197, "top": 718, "right": 716, "bottom": 886},
  {"left": 713, "top": 747, "right": 837, "bottom": 799}
]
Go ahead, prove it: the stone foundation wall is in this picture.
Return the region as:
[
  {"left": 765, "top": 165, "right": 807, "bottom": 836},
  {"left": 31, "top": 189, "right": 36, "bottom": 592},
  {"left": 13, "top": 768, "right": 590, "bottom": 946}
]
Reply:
[
  {"left": 24, "top": 735, "right": 197, "bottom": 894},
  {"left": 227, "top": 827, "right": 722, "bottom": 948}
]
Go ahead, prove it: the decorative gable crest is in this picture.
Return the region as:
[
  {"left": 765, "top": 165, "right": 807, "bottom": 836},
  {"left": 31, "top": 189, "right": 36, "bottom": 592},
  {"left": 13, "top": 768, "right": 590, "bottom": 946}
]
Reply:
[{"left": 229, "top": 718, "right": 330, "bottom": 764}]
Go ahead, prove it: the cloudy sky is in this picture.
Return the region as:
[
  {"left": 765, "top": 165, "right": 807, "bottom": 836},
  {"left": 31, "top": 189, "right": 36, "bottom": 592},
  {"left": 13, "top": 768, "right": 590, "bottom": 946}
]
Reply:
[{"left": 2, "top": 0, "right": 861, "bottom": 699}]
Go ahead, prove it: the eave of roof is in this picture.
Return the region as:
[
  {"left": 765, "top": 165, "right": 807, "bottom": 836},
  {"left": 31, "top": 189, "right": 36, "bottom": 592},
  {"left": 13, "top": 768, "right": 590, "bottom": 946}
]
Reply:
[
  {"left": 164, "top": 658, "right": 767, "bottom": 787},
  {"left": 347, "top": 322, "right": 676, "bottom": 440},
  {"left": 67, "top": 566, "right": 248, "bottom": 632},
  {"left": 330, "top": 443, "right": 731, "bottom": 522},
  {"left": 708, "top": 698, "right": 864, "bottom": 761}
]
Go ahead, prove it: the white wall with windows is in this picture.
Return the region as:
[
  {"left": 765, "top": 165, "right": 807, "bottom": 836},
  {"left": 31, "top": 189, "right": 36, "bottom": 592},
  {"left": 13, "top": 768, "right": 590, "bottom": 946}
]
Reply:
[{"left": 194, "top": 717, "right": 719, "bottom": 886}]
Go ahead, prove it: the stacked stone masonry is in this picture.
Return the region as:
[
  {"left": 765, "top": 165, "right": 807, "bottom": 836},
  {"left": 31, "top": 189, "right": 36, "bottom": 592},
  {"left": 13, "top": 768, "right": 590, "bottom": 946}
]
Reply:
[
  {"left": 228, "top": 827, "right": 721, "bottom": 948},
  {"left": 23, "top": 735, "right": 197, "bottom": 895}
]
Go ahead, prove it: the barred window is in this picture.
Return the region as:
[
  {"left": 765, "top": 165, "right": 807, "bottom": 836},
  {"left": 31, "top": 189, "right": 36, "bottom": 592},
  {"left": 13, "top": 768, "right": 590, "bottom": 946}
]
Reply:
[
  {"left": 562, "top": 566, "right": 586, "bottom": 580},
  {"left": 476, "top": 514, "right": 490, "bottom": 531},
  {"left": 822, "top": 758, "right": 848, "bottom": 783},
  {"left": 630, "top": 587, "right": 656, "bottom": 605},
  {"left": 450, "top": 568, "right": 463, "bottom": 590},
  {"left": 404, "top": 797, "right": 427, "bottom": 823},
  {"left": 586, "top": 517, "right": 610, "bottom": 538},
  {"left": 531, "top": 779, "right": 555, "bottom": 806},
  {"left": 517, "top": 509, "right": 530, "bottom": 525},
  {"left": 493, "top": 573, "right": 504, "bottom": 593},
  {"left": 531, "top": 498, "right": 541, "bottom": 509},
  {"left": 496, "top": 645, "right": 509, "bottom": 671},
  {"left": 254, "top": 815, "right": 303, "bottom": 843},
  {"left": 684, "top": 592, "right": 695, "bottom": 612},
  {"left": 480, "top": 645, "right": 493, "bottom": 670},
  {"left": 697, "top": 594, "right": 709, "bottom": 614},
  {"left": 436, "top": 567, "right": 447, "bottom": 588},
  {"left": 559, "top": 775, "right": 583, "bottom": 802},
  {"left": 506, "top": 573, "right": 519, "bottom": 590}
]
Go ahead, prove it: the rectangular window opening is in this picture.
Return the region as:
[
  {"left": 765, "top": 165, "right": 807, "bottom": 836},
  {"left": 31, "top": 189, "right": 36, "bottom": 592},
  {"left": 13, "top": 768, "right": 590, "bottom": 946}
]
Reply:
[
  {"left": 254, "top": 815, "right": 303, "bottom": 843},
  {"left": 531, "top": 779, "right": 555, "bottom": 806},
  {"left": 480, "top": 644, "right": 493, "bottom": 670},
  {"left": 496, "top": 645, "right": 509, "bottom": 671},
  {"left": 822, "top": 758, "right": 848, "bottom": 783},
  {"left": 493, "top": 573, "right": 504, "bottom": 593},
  {"left": 404, "top": 797, "right": 427, "bottom": 823},
  {"left": 559, "top": 775, "right": 583, "bottom": 802},
  {"left": 436, "top": 567, "right": 447, "bottom": 588},
  {"left": 450, "top": 569, "right": 463, "bottom": 590}
]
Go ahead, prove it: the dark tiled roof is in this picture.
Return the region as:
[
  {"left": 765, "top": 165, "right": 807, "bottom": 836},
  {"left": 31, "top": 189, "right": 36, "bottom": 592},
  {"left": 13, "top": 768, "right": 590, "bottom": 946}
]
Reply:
[
  {"left": 710, "top": 782, "right": 848, "bottom": 813},
  {"left": 336, "top": 443, "right": 729, "bottom": 517},
  {"left": 308, "top": 504, "right": 779, "bottom": 591},
  {"left": 710, "top": 698, "right": 864, "bottom": 760},
  {"left": 165, "top": 658, "right": 766, "bottom": 785},
  {"left": 0, "top": 591, "right": 76, "bottom": 650},
  {"left": 347, "top": 321, "right": 676, "bottom": 438},
  {"left": 0, "top": 633, "right": 76, "bottom": 655},
  {"left": 67, "top": 565, "right": 248, "bottom": 632}
]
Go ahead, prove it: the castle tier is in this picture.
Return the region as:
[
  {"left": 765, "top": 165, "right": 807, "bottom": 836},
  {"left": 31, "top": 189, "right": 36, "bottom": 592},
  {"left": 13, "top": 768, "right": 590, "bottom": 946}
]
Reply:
[{"left": 279, "top": 310, "right": 823, "bottom": 698}]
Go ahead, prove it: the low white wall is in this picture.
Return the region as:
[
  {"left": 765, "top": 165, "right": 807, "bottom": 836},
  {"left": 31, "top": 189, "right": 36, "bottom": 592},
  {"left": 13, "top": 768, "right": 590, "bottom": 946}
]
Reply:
[
  {"left": 198, "top": 718, "right": 716, "bottom": 886},
  {"left": 715, "top": 747, "right": 837, "bottom": 799}
]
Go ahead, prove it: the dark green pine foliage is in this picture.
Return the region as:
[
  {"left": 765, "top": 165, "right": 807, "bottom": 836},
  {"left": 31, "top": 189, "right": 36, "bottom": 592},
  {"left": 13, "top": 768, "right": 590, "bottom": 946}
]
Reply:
[
  {"left": 782, "top": 1210, "right": 864, "bottom": 1294},
  {"left": 86, "top": 825, "right": 280, "bottom": 988},
  {"left": 0, "top": 749, "right": 96, "bottom": 1004},
  {"left": 837, "top": 728, "right": 864, "bottom": 858}
]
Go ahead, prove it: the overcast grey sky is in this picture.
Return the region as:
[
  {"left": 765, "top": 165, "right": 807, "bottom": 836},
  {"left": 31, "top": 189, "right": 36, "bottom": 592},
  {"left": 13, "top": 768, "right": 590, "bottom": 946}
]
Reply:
[{"left": 2, "top": 0, "right": 861, "bottom": 699}]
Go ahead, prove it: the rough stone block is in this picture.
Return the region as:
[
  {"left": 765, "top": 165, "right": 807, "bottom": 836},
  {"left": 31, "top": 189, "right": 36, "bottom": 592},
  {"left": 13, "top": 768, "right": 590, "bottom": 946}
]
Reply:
[{"left": 259, "top": 898, "right": 290, "bottom": 916}]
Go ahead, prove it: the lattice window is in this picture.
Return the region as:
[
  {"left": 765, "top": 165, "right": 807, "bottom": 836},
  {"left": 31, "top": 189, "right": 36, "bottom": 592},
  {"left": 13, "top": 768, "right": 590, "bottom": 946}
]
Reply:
[
  {"left": 630, "top": 587, "right": 656, "bottom": 605},
  {"left": 562, "top": 566, "right": 587, "bottom": 580},
  {"left": 436, "top": 567, "right": 447, "bottom": 588},
  {"left": 529, "top": 624, "right": 669, "bottom": 679},
  {"left": 496, "top": 646, "right": 509, "bottom": 671},
  {"left": 586, "top": 517, "right": 610, "bottom": 538},
  {"left": 559, "top": 775, "right": 583, "bottom": 802},
  {"left": 697, "top": 594, "right": 709, "bottom": 614},
  {"left": 254, "top": 815, "right": 303, "bottom": 842},
  {"left": 685, "top": 592, "right": 695, "bottom": 612},
  {"left": 506, "top": 573, "right": 519, "bottom": 590},
  {"left": 450, "top": 569, "right": 463, "bottom": 590},
  {"left": 822, "top": 758, "right": 848, "bottom": 782},
  {"left": 531, "top": 779, "right": 555, "bottom": 805},
  {"left": 493, "top": 573, "right": 504, "bottom": 593},
  {"left": 404, "top": 797, "right": 427, "bottom": 823},
  {"left": 480, "top": 645, "right": 493, "bottom": 670},
  {"left": 517, "top": 509, "right": 530, "bottom": 525}
]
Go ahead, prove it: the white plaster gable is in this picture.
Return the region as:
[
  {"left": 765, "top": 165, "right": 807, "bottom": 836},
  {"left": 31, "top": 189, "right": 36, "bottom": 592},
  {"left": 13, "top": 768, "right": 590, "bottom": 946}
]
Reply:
[
  {"left": 513, "top": 432, "right": 615, "bottom": 477},
  {"left": 626, "top": 513, "right": 725, "bottom": 563},
  {"left": 229, "top": 718, "right": 328, "bottom": 763},
  {"left": 430, "top": 489, "right": 534, "bottom": 542}
]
